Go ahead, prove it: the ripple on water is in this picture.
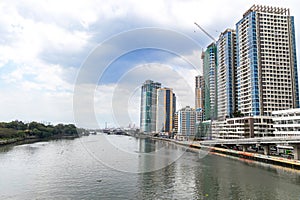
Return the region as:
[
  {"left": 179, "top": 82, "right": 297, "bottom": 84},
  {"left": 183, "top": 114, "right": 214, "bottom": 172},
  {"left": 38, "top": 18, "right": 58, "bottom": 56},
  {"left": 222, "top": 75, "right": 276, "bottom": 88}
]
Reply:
[{"left": 0, "top": 135, "right": 300, "bottom": 200}]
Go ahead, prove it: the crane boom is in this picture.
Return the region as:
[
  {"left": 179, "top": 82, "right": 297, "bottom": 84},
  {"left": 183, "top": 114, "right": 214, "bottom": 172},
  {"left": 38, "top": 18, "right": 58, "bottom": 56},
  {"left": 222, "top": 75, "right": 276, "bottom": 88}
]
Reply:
[{"left": 194, "top": 22, "right": 216, "bottom": 42}]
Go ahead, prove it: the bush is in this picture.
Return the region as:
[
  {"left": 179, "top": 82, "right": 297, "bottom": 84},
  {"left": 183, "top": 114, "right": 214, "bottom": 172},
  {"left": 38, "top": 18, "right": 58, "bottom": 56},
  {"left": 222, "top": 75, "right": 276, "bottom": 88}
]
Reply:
[{"left": 0, "top": 128, "right": 18, "bottom": 139}]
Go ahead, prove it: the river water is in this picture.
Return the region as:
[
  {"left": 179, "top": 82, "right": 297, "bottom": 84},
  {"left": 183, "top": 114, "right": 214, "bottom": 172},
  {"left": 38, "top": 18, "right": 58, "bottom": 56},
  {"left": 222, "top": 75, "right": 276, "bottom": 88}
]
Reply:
[{"left": 1, "top": 134, "right": 300, "bottom": 200}]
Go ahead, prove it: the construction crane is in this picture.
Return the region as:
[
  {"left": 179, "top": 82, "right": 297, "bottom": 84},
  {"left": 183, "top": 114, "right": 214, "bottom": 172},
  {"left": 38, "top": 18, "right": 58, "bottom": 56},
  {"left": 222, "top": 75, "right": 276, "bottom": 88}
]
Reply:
[{"left": 194, "top": 22, "right": 216, "bottom": 43}]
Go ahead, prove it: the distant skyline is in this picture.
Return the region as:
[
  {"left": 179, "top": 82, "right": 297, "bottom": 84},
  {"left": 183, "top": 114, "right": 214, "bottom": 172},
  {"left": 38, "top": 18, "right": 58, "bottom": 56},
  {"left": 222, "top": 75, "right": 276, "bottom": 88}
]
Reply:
[{"left": 0, "top": 1, "right": 300, "bottom": 128}]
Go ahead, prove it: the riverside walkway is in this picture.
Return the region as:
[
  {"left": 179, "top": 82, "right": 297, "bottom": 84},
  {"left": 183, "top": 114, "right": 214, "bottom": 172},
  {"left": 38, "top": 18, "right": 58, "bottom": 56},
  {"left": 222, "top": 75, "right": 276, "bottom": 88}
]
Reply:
[
  {"left": 154, "top": 137, "right": 300, "bottom": 170},
  {"left": 200, "top": 136, "right": 300, "bottom": 160}
]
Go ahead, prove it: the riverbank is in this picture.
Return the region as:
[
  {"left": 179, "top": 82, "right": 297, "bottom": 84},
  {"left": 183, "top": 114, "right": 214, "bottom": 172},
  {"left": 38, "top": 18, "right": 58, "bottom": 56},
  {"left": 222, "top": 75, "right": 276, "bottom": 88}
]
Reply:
[
  {"left": 0, "top": 120, "right": 87, "bottom": 147},
  {"left": 153, "top": 137, "right": 300, "bottom": 170},
  {"left": 0, "top": 135, "right": 79, "bottom": 146}
]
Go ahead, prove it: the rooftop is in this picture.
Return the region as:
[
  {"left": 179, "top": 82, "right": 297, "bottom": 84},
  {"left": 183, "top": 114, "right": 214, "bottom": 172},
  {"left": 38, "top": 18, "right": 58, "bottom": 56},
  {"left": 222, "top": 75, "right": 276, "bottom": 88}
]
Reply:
[{"left": 243, "top": 5, "right": 290, "bottom": 17}]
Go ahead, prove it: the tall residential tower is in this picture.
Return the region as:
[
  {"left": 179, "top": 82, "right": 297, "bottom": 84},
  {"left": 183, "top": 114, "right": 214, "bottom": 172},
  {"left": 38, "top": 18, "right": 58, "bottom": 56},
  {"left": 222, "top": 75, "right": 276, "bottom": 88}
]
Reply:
[
  {"left": 216, "top": 29, "right": 237, "bottom": 120},
  {"left": 195, "top": 75, "right": 204, "bottom": 122},
  {"left": 212, "top": 5, "right": 299, "bottom": 139},
  {"left": 236, "top": 5, "right": 299, "bottom": 117}
]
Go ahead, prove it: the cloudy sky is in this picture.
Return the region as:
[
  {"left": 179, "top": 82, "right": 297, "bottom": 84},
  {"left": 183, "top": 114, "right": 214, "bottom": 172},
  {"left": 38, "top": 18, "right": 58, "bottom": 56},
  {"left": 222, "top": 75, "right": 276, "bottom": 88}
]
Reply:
[{"left": 0, "top": 0, "right": 299, "bottom": 128}]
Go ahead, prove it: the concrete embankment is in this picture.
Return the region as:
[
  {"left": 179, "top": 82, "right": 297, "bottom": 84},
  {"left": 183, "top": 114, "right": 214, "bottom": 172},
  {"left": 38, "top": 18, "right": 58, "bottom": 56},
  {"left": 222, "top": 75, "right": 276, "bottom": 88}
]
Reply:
[
  {"left": 207, "top": 146, "right": 300, "bottom": 170},
  {"left": 153, "top": 137, "right": 300, "bottom": 170}
]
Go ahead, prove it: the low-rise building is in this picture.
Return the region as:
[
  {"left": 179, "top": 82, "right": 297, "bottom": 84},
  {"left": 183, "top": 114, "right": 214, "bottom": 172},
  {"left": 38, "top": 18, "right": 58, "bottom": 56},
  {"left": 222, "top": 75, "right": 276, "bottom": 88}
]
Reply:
[
  {"left": 212, "top": 116, "right": 274, "bottom": 139},
  {"left": 272, "top": 108, "right": 300, "bottom": 137}
]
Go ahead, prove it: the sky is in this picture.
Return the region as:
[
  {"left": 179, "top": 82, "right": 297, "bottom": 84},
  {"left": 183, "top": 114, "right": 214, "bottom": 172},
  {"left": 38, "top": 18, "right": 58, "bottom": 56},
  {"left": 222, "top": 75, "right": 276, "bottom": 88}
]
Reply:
[{"left": 0, "top": 0, "right": 300, "bottom": 128}]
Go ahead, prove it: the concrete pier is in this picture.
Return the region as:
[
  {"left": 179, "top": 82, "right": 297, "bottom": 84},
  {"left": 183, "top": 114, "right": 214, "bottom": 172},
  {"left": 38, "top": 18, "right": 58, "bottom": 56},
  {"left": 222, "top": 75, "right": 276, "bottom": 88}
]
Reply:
[
  {"left": 263, "top": 145, "right": 270, "bottom": 155},
  {"left": 293, "top": 145, "right": 300, "bottom": 160},
  {"left": 240, "top": 145, "right": 250, "bottom": 152}
]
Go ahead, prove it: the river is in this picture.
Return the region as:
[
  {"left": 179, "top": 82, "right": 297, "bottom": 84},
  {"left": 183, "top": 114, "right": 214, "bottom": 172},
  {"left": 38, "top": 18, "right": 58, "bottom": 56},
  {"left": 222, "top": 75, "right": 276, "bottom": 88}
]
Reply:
[{"left": 1, "top": 134, "right": 300, "bottom": 200}]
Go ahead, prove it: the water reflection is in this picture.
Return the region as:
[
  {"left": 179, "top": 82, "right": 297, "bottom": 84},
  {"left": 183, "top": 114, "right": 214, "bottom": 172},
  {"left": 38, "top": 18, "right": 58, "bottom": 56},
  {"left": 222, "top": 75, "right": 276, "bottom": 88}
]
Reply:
[
  {"left": 139, "top": 138, "right": 156, "bottom": 153},
  {"left": 0, "top": 135, "right": 300, "bottom": 199},
  {"left": 136, "top": 138, "right": 300, "bottom": 200}
]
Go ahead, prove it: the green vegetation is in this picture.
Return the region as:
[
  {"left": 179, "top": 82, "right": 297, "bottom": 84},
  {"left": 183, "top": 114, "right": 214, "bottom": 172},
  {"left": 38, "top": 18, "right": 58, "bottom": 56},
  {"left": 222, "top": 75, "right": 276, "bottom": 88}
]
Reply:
[
  {"left": 0, "top": 120, "right": 79, "bottom": 140},
  {"left": 0, "top": 128, "right": 23, "bottom": 139},
  {"left": 232, "top": 110, "right": 244, "bottom": 118}
]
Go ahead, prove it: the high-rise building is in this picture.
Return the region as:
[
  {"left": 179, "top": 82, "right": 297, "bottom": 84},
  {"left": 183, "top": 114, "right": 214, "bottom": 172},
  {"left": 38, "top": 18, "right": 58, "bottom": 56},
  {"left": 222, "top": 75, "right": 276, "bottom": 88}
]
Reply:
[
  {"left": 172, "top": 93, "right": 176, "bottom": 130},
  {"left": 156, "top": 88, "right": 176, "bottom": 133},
  {"left": 202, "top": 43, "right": 218, "bottom": 120},
  {"left": 140, "top": 80, "right": 161, "bottom": 133},
  {"left": 195, "top": 75, "right": 204, "bottom": 109},
  {"left": 177, "top": 106, "right": 196, "bottom": 139},
  {"left": 174, "top": 112, "right": 178, "bottom": 133},
  {"left": 195, "top": 75, "right": 204, "bottom": 122},
  {"left": 212, "top": 5, "right": 299, "bottom": 139},
  {"left": 236, "top": 5, "right": 299, "bottom": 117},
  {"left": 216, "top": 29, "right": 237, "bottom": 120}
]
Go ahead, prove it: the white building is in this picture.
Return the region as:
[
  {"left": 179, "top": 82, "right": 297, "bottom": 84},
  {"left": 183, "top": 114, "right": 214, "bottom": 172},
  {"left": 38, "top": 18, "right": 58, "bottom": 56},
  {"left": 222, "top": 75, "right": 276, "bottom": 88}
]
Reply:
[
  {"left": 176, "top": 106, "right": 196, "bottom": 139},
  {"left": 272, "top": 108, "right": 300, "bottom": 137},
  {"left": 213, "top": 116, "right": 274, "bottom": 139},
  {"left": 236, "top": 5, "right": 299, "bottom": 117},
  {"left": 210, "top": 5, "right": 299, "bottom": 139},
  {"left": 216, "top": 29, "right": 236, "bottom": 120}
]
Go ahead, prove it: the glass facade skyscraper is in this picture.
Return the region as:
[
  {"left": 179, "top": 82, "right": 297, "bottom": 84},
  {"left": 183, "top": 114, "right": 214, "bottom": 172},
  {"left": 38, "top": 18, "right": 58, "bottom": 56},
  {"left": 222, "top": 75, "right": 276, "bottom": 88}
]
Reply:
[
  {"left": 156, "top": 88, "right": 176, "bottom": 133},
  {"left": 140, "top": 80, "right": 161, "bottom": 133},
  {"left": 202, "top": 43, "right": 217, "bottom": 120}
]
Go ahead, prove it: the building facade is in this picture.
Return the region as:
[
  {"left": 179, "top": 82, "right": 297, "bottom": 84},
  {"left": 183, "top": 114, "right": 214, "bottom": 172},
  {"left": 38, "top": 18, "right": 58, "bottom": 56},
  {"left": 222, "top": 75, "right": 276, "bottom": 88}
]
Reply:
[
  {"left": 213, "top": 116, "right": 274, "bottom": 139},
  {"left": 195, "top": 75, "right": 204, "bottom": 110},
  {"left": 140, "top": 80, "right": 161, "bottom": 133},
  {"left": 207, "top": 5, "right": 299, "bottom": 139},
  {"left": 195, "top": 75, "right": 204, "bottom": 122},
  {"left": 156, "top": 88, "right": 176, "bottom": 133},
  {"left": 236, "top": 5, "right": 299, "bottom": 117},
  {"left": 177, "top": 106, "right": 196, "bottom": 139},
  {"left": 216, "top": 29, "right": 236, "bottom": 120},
  {"left": 273, "top": 108, "right": 300, "bottom": 137},
  {"left": 202, "top": 43, "right": 218, "bottom": 120}
]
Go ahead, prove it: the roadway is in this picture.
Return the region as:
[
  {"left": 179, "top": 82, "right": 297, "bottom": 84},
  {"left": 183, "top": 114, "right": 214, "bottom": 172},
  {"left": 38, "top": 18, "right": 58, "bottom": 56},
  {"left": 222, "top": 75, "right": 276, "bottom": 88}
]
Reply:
[{"left": 200, "top": 136, "right": 300, "bottom": 160}]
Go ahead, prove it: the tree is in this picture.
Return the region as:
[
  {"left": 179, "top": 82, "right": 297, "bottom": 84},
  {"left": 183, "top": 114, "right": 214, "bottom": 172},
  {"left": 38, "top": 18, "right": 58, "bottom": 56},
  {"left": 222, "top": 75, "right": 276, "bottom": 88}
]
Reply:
[
  {"left": 5, "top": 120, "right": 26, "bottom": 130},
  {"left": 233, "top": 110, "right": 244, "bottom": 118}
]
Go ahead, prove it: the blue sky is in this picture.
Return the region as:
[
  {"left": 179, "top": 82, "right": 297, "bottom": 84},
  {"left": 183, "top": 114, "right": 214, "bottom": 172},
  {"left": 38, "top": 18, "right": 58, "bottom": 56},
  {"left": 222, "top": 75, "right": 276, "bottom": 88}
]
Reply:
[{"left": 0, "top": 0, "right": 300, "bottom": 128}]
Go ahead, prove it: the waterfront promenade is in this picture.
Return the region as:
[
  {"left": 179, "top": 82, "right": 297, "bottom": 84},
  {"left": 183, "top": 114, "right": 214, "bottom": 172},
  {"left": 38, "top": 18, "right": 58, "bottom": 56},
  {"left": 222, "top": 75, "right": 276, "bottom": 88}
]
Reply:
[{"left": 153, "top": 137, "right": 300, "bottom": 170}]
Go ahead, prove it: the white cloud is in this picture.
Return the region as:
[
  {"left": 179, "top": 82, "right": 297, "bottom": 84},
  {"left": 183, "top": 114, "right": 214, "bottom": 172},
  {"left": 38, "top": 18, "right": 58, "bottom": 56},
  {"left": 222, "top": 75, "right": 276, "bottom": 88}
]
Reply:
[
  {"left": 0, "top": 85, "right": 73, "bottom": 124},
  {"left": 2, "top": 61, "right": 75, "bottom": 92},
  {"left": 0, "top": 0, "right": 299, "bottom": 127},
  {"left": 0, "top": 1, "right": 91, "bottom": 70},
  {"left": 90, "top": 63, "right": 197, "bottom": 128}
]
